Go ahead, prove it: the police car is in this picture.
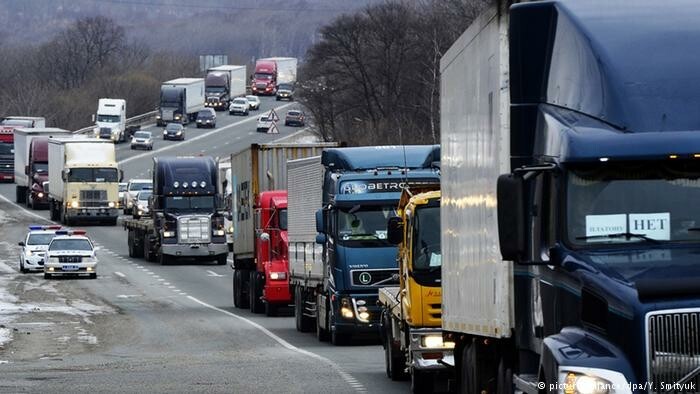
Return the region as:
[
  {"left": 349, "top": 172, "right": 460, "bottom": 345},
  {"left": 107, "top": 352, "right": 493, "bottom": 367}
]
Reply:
[
  {"left": 18, "top": 225, "right": 62, "bottom": 273},
  {"left": 44, "top": 230, "right": 98, "bottom": 279}
]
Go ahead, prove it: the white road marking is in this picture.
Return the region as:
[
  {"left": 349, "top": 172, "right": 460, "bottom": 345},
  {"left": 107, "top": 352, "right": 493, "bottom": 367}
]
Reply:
[
  {"left": 116, "top": 295, "right": 141, "bottom": 299},
  {"left": 206, "top": 270, "right": 224, "bottom": 277},
  {"left": 114, "top": 272, "right": 126, "bottom": 278},
  {"left": 163, "top": 282, "right": 170, "bottom": 286},
  {"left": 118, "top": 102, "right": 294, "bottom": 166},
  {"left": 157, "top": 278, "right": 165, "bottom": 282},
  {"left": 187, "top": 296, "right": 366, "bottom": 392},
  {"left": 0, "top": 193, "right": 51, "bottom": 222},
  {"left": 168, "top": 286, "right": 176, "bottom": 289}
]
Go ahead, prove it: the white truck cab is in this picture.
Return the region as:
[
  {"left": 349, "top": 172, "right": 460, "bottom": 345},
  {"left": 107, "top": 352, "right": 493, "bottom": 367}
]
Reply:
[{"left": 94, "top": 98, "right": 127, "bottom": 142}]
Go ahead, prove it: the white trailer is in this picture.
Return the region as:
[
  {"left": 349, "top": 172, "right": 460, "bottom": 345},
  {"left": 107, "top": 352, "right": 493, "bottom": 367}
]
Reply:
[
  {"left": 264, "top": 57, "right": 298, "bottom": 85},
  {"left": 14, "top": 128, "right": 71, "bottom": 205},
  {"left": 287, "top": 156, "right": 325, "bottom": 289},
  {"left": 0, "top": 117, "right": 46, "bottom": 128},
  {"left": 157, "top": 78, "right": 205, "bottom": 125},
  {"left": 205, "top": 65, "right": 247, "bottom": 110}
]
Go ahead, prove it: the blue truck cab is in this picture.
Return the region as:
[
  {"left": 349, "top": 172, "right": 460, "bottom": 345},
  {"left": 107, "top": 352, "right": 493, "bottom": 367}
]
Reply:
[{"left": 314, "top": 146, "right": 440, "bottom": 345}]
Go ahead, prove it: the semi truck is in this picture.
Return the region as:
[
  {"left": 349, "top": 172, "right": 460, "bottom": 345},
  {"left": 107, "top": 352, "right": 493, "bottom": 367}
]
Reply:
[
  {"left": 123, "top": 156, "right": 229, "bottom": 265},
  {"left": 14, "top": 128, "right": 72, "bottom": 208},
  {"left": 156, "top": 78, "right": 205, "bottom": 126},
  {"left": 251, "top": 57, "right": 297, "bottom": 96},
  {"left": 217, "top": 160, "right": 234, "bottom": 251},
  {"left": 441, "top": 1, "right": 700, "bottom": 392},
  {"left": 205, "top": 65, "right": 247, "bottom": 111},
  {"left": 0, "top": 117, "right": 46, "bottom": 182},
  {"left": 380, "top": 187, "right": 452, "bottom": 392},
  {"left": 92, "top": 98, "right": 140, "bottom": 142},
  {"left": 230, "top": 143, "right": 338, "bottom": 315},
  {"left": 290, "top": 146, "right": 440, "bottom": 346},
  {"left": 48, "top": 137, "right": 121, "bottom": 225}
]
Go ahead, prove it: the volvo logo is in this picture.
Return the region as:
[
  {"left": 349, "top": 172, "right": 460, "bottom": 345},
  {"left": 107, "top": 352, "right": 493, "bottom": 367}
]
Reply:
[{"left": 358, "top": 272, "right": 372, "bottom": 285}]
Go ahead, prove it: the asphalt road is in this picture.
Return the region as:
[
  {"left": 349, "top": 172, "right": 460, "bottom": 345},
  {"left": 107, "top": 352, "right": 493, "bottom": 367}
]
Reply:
[{"left": 0, "top": 96, "right": 410, "bottom": 393}]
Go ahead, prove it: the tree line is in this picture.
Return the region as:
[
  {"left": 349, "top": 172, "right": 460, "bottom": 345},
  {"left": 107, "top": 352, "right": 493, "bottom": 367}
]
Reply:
[{"left": 297, "top": 0, "right": 490, "bottom": 145}]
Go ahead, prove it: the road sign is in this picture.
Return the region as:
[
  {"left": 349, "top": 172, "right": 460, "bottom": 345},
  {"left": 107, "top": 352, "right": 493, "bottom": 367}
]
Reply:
[
  {"left": 267, "top": 121, "right": 279, "bottom": 134},
  {"left": 269, "top": 109, "right": 280, "bottom": 122}
]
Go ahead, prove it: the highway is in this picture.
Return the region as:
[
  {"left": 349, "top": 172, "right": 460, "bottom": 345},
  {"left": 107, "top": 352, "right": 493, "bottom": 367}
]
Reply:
[{"left": 0, "top": 97, "right": 410, "bottom": 393}]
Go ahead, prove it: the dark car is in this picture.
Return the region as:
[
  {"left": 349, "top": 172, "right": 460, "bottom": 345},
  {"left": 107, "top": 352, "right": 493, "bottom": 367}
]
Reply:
[
  {"left": 163, "top": 123, "right": 185, "bottom": 140},
  {"left": 276, "top": 83, "right": 294, "bottom": 101},
  {"left": 284, "top": 110, "right": 305, "bottom": 127},
  {"left": 196, "top": 108, "right": 217, "bottom": 128}
]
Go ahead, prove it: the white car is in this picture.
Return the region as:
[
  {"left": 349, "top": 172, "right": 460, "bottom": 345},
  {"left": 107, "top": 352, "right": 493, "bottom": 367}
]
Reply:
[
  {"left": 44, "top": 230, "right": 98, "bottom": 279},
  {"left": 132, "top": 190, "right": 152, "bottom": 219},
  {"left": 123, "top": 179, "right": 152, "bottom": 214},
  {"left": 18, "top": 225, "right": 62, "bottom": 273},
  {"left": 130, "top": 130, "right": 153, "bottom": 150},
  {"left": 245, "top": 95, "right": 261, "bottom": 111},
  {"left": 118, "top": 182, "right": 128, "bottom": 204},
  {"left": 256, "top": 114, "right": 274, "bottom": 132},
  {"left": 229, "top": 97, "right": 250, "bottom": 116}
]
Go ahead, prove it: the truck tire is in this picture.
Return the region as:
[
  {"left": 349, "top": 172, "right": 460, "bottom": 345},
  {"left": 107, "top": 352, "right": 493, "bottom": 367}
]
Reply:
[
  {"left": 383, "top": 310, "right": 407, "bottom": 380},
  {"left": 158, "top": 250, "right": 168, "bottom": 265},
  {"left": 264, "top": 302, "right": 277, "bottom": 317},
  {"left": 315, "top": 293, "right": 329, "bottom": 340},
  {"left": 233, "top": 269, "right": 249, "bottom": 308},
  {"left": 49, "top": 200, "right": 58, "bottom": 221},
  {"left": 331, "top": 325, "right": 350, "bottom": 346},
  {"left": 216, "top": 254, "right": 227, "bottom": 265},
  {"left": 460, "top": 342, "right": 479, "bottom": 394},
  {"left": 294, "top": 286, "right": 313, "bottom": 332},
  {"left": 144, "top": 237, "right": 156, "bottom": 262},
  {"left": 249, "top": 271, "right": 264, "bottom": 313},
  {"left": 16, "top": 186, "right": 26, "bottom": 204},
  {"left": 411, "top": 371, "right": 433, "bottom": 393}
]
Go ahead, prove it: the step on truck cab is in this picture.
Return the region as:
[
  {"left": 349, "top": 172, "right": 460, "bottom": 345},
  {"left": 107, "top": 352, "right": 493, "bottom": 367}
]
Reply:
[
  {"left": 124, "top": 156, "right": 229, "bottom": 265},
  {"left": 441, "top": 1, "right": 700, "bottom": 392},
  {"left": 230, "top": 143, "right": 338, "bottom": 315},
  {"left": 47, "top": 137, "right": 121, "bottom": 225},
  {"left": 380, "top": 187, "right": 454, "bottom": 393},
  {"left": 290, "top": 146, "right": 440, "bottom": 346}
]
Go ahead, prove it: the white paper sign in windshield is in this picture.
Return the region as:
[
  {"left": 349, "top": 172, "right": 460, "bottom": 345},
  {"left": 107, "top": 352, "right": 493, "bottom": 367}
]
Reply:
[
  {"left": 628, "top": 212, "right": 670, "bottom": 240},
  {"left": 585, "top": 214, "right": 627, "bottom": 237}
]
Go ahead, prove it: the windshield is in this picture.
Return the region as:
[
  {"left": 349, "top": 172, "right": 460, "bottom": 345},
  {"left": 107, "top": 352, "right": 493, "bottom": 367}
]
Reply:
[
  {"left": 32, "top": 163, "right": 48, "bottom": 174},
  {"left": 278, "top": 84, "right": 292, "bottom": 90},
  {"left": 165, "top": 124, "right": 182, "bottom": 132},
  {"left": 133, "top": 132, "right": 150, "bottom": 139},
  {"left": 49, "top": 239, "right": 93, "bottom": 251},
  {"left": 97, "top": 115, "right": 120, "bottom": 123},
  {"left": 206, "top": 86, "right": 225, "bottom": 93},
  {"left": 198, "top": 111, "right": 213, "bottom": 118},
  {"left": 287, "top": 111, "right": 301, "bottom": 117},
  {"left": 67, "top": 168, "right": 118, "bottom": 183},
  {"left": 567, "top": 161, "right": 700, "bottom": 246},
  {"left": 165, "top": 196, "right": 215, "bottom": 212},
  {"left": 233, "top": 99, "right": 248, "bottom": 105},
  {"left": 246, "top": 96, "right": 258, "bottom": 102},
  {"left": 279, "top": 209, "right": 287, "bottom": 231},
  {"left": 0, "top": 143, "right": 14, "bottom": 155},
  {"left": 336, "top": 205, "right": 397, "bottom": 246},
  {"left": 27, "top": 233, "right": 55, "bottom": 245},
  {"left": 412, "top": 206, "right": 441, "bottom": 271},
  {"left": 254, "top": 73, "right": 273, "bottom": 80},
  {"left": 129, "top": 182, "right": 152, "bottom": 191},
  {"left": 137, "top": 191, "right": 152, "bottom": 201}
]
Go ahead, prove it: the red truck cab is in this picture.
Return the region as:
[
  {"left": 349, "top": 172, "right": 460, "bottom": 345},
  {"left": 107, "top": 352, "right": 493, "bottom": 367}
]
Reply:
[
  {"left": 251, "top": 60, "right": 277, "bottom": 96},
  {"left": 0, "top": 127, "right": 15, "bottom": 181},
  {"left": 251, "top": 190, "right": 290, "bottom": 316}
]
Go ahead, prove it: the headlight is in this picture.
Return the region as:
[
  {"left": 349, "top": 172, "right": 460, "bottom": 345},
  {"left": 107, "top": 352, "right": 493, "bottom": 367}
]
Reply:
[
  {"left": 213, "top": 229, "right": 225, "bottom": 236},
  {"left": 163, "top": 231, "right": 175, "bottom": 238},
  {"left": 108, "top": 201, "right": 115, "bottom": 208},
  {"left": 156, "top": 115, "right": 161, "bottom": 119},
  {"left": 269, "top": 272, "right": 286, "bottom": 280},
  {"left": 340, "top": 297, "right": 354, "bottom": 319},
  {"left": 37, "top": 192, "right": 44, "bottom": 198},
  {"left": 558, "top": 370, "right": 620, "bottom": 394},
  {"left": 226, "top": 225, "right": 234, "bottom": 234},
  {"left": 163, "top": 130, "right": 167, "bottom": 135},
  {"left": 26, "top": 250, "right": 33, "bottom": 256},
  {"left": 70, "top": 200, "right": 79, "bottom": 208},
  {"left": 176, "top": 131, "right": 182, "bottom": 135},
  {"left": 174, "top": 115, "right": 181, "bottom": 119}
]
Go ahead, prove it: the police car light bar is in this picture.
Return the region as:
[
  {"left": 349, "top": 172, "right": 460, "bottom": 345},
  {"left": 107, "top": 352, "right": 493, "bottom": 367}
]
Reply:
[
  {"left": 29, "top": 225, "right": 63, "bottom": 231},
  {"left": 55, "top": 229, "right": 86, "bottom": 236}
]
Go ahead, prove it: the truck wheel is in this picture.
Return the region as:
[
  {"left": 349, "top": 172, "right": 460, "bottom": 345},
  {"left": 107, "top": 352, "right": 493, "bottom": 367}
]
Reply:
[
  {"left": 216, "top": 254, "right": 227, "bottom": 265},
  {"left": 233, "top": 269, "right": 249, "bottom": 309},
  {"left": 383, "top": 311, "right": 408, "bottom": 380},
  {"left": 496, "top": 358, "right": 513, "bottom": 394},
  {"left": 460, "top": 342, "right": 480, "bottom": 394},
  {"left": 316, "top": 293, "right": 329, "bottom": 340},
  {"left": 331, "top": 326, "right": 350, "bottom": 346},
  {"left": 144, "top": 238, "right": 156, "bottom": 262},
  {"left": 26, "top": 192, "right": 33, "bottom": 209},
  {"left": 158, "top": 251, "right": 168, "bottom": 265},
  {"left": 264, "top": 302, "right": 277, "bottom": 317},
  {"left": 411, "top": 371, "right": 433, "bottom": 393},
  {"left": 16, "top": 186, "right": 26, "bottom": 204},
  {"left": 249, "top": 271, "right": 264, "bottom": 313}
]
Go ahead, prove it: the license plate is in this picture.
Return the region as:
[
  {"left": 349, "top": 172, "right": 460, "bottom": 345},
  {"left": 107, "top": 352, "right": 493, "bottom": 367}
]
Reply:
[{"left": 62, "top": 265, "right": 79, "bottom": 271}]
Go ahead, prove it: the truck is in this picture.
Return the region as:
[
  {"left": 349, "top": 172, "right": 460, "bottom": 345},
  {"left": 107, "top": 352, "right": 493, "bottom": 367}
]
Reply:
[
  {"left": 205, "top": 65, "right": 247, "bottom": 111},
  {"left": 251, "top": 57, "right": 297, "bottom": 96},
  {"left": 156, "top": 78, "right": 205, "bottom": 126},
  {"left": 441, "top": 1, "right": 700, "bottom": 392},
  {"left": 0, "top": 117, "right": 46, "bottom": 182},
  {"left": 230, "top": 143, "right": 338, "bottom": 316},
  {"left": 290, "top": 146, "right": 440, "bottom": 346},
  {"left": 217, "top": 159, "right": 234, "bottom": 251},
  {"left": 92, "top": 98, "right": 140, "bottom": 142},
  {"left": 123, "top": 156, "right": 229, "bottom": 265},
  {"left": 14, "top": 128, "right": 72, "bottom": 208},
  {"left": 379, "top": 187, "right": 452, "bottom": 392},
  {"left": 48, "top": 137, "right": 121, "bottom": 225}
]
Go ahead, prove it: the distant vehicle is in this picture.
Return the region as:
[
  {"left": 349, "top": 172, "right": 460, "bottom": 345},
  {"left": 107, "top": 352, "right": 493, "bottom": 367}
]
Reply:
[
  {"left": 229, "top": 97, "right": 250, "bottom": 116},
  {"left": 118, "top": 182, "right": 128, "bottom": 203},
  {"left": 123, "top": 179, "right": 152, "bottom": 215},
  {"left": 130, "top": 131, "right": 153, "bottom": 150},
  {"left": 284, "top": 110, "right": 305, "bottom": 127},
  {"left": 163, "top": 123, "right": 185, "bottom": 141},
  {"left": 245, "top": 95, "right": 261, "bottom": 110},
  {"left": 256, "top": 114, "right": 274, "bottom": 132},
  {"left": 132, "top": 190, "right": 152, "bottom": 219},
  {"left": 196, "top": 108, "right": 217, "bottom": 128},
  {"left": 251, "top": 57, "right": 297, "bottom": 96},
  {"left": 93, "top": 98, "right": 140, "bottom": 143},
  {"left": 18, "top": 225, "right": 62, "bottom": 273},
  {"left": 205, "top": 65, "right": 247, "bottom": 110},
  {"left": 276, "top": 83, "right": 294, "bottom": 101},
  {"left": 0, "top": 116, "right": 46, "bottom": 182},
  {"left": 44, "top": 229, "right": 97, "bottom": 279},
  {"left": 156, "top": 78, "right": 205, "bottom": 126}
]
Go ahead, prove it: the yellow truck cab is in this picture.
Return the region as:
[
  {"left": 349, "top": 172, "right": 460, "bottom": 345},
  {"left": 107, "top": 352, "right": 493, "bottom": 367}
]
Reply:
[{"left": 379, "top": 188, "right": 453, "bottom": 393}]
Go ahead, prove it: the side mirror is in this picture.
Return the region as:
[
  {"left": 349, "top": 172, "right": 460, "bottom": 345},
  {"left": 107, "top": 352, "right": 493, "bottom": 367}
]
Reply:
[
  {"left": 315, "top": 209, "right": 326, "bottom": 234},
  {"left": 315, "top": 233, "right": 327, "bottom": 245},
  {"left": 24, "top": 165, "right": 29, "bottom": 176},
  {"left": 62, "top": 168, "right": 69, "bottom": 181},
  {"left": 43, "top": 181, "right": 50, "bottom": 194},
  {"left": 119, "top": 169, "right": 124, "bottom": 182},
  {"left": 497, "top": 174, "right": 525, "bottom": 261},
  {"left": 386, "top": 216, "right": 404, "bottom": 245},
  {"left": 260, "top": 232, "right": 270, "bottom": 241},
  {"left": 18, "top": 241, "right": 25, "bottom": 247},
  {"left": 91, "top": 114, "right": 96, "bottom": 123}
]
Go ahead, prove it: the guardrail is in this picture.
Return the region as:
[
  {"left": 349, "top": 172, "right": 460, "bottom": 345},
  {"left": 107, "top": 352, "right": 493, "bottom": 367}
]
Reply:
[{"left": 73, "top": 110, "right": 158, "bottom": 135}]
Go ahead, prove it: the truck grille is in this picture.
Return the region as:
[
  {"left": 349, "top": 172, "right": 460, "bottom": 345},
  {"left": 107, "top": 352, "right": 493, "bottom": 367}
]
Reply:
[
  {"left": 647, "top": 309, "right": 700, "bottom": 392},
  {"left": 58, "top": 256, "right": 82, "bottom": 263},
  {"left": 98, "top": 127, "right": 112, "bottom": 138},
  {"left": 0, "top": 158, "right": 13, "bottom": 171},
  {"left": 162, "top": 109, "right": 174, "bottom": 121},
  {"left": 350, "top": 269, "right": 399, "bottom": 287},
  {"left": 177, "top": 216, "right": 211, "bottom": 244},
  {"left": 256, "top": 83, "right": 268, "bottom": 89},
  {"left": 79, "top": 190, "right": 108, "bottom": 207}
]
